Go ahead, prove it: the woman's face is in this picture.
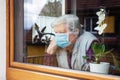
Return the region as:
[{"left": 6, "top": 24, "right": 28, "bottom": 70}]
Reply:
[{"left": 54, "top": 23, "right": 79, "bottom": 44}]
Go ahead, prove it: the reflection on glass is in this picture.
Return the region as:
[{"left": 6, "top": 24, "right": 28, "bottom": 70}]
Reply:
[
  {"left": 23, "top": 0, "right": 64, "bottom": 65},
  {"left": 14, "top": 0, "right": 120, "bottom": 76}
]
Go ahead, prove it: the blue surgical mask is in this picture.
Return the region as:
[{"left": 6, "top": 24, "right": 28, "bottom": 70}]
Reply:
[{"left": 55, "top": 33, "right": 71, "bottom": 48}]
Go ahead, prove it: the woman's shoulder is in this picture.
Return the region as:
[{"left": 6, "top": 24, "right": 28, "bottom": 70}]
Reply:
[
  {"left": 84, "top": 31, "right": 93, "bottom": 35},
  {"left": 78, "top": 31, "right": 98, "bottom": 43},
  {"left": 80, "top": 31, "right": 96, "bottom": 38}
]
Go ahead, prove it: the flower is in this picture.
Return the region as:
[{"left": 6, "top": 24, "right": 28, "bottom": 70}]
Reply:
[
  {"left": 94, "top": 8, "right": 107, "bottom": 35},
  {"left": 94, "top": 23, "right": 107, "bottom": 35}
]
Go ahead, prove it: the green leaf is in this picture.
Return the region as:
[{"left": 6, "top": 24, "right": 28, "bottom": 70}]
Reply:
[
  {"left": 92, "top": 42, "right": 104, "bottom": 55},
  {"left": 92, "top": 42, "right": 106, "bottom": 60},
  {"left": 82, "top": 56, "right": 88, "bottom": 60},
  {"left": 92, "top": 42, "right": 114, "bottom": 63},
  {"left": 101, "top": 44, "right": 105, "bottom": 53}
]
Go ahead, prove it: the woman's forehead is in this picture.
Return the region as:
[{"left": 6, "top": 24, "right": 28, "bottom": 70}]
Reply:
[{"left": 54, "top": 23, "right": 70, "bottom": 33}]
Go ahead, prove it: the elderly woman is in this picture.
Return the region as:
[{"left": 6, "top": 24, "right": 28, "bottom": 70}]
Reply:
[{"left": 45, "top": 14, "right": 98, "bottom": 70}]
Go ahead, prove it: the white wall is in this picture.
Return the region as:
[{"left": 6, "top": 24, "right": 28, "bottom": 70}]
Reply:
[{"left": 0, "top": 0, "right": 6, "bottom": 80}]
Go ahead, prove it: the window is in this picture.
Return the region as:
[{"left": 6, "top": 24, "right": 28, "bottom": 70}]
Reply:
[
  {"left": 84, "top": 17, "right": 98, "bottom": 33},
  {"left": 7, "top": 0, "right": 120, "bottom": 79}
]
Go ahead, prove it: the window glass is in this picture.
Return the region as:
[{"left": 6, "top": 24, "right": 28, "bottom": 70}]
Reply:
[{"left": 14, "top": 0, "right": 120, "bottom": 76}]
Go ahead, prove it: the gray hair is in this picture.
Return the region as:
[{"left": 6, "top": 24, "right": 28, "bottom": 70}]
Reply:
[{"left": 52, "top": 14, "right": 83, "bottom": 35}]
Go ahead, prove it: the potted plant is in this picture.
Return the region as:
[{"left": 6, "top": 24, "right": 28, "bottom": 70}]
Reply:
[
  {"left": 82, "top": 8, "right": 119, "bottom": 74},
  {"left": 89, "top": 42, "right": 113, "bottom": 74},
  {"left": 89, "top": 8, "right": 113, "bottom": 74}
]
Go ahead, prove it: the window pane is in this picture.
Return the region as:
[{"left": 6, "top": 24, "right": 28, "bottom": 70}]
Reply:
[{"left": 14, "top": 0, "right": 120, "bottom": 76}]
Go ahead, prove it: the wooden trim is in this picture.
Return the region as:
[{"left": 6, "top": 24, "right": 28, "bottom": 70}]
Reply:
[
  {"left": 6, "top": 0, "right": 10, "bottom": 68},
  {"left": 6, "top": 0, "right": 10, "bottom": 79},
  {"left": 10, "top": 62, "right": 120, "bottom": 80},
  {"left": 6, "top": 0, "right": 120, "bottom": 80},
  {"left": 10, "top": 0, "right": 14, "bottom": 64},
  {"left": 7, "top": 68, "right": 77, "bottom": 80}
]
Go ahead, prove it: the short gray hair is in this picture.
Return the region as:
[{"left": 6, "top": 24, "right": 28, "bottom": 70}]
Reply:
[{"left": 52, "top": 14, "right": 83, "bottom": 35}]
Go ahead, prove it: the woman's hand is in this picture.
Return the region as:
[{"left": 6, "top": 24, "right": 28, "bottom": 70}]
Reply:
[{"left": 46, "top": 39, "right": 59, "bottom": 55}]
